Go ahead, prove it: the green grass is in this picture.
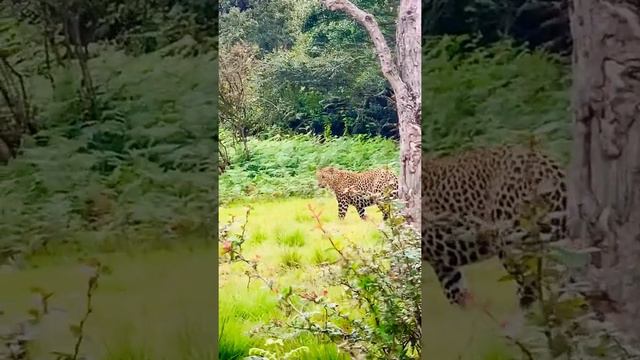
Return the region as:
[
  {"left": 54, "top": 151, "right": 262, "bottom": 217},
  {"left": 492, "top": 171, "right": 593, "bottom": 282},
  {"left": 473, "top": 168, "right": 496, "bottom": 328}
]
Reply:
[
  {"left": 2, "top": 197, "right": 521, "bottom": 360},
  {"left": 0, "top": 247, "right": 216, "bottom": 360},
  {"left": 218, "top": 196, "right": 389, "bottom": 358},
  {"left": 219, "top": 198, "right": 521, "bottom": 360},
  {"left": 275, "top": 228, "right": 306, "bottom": 247}
]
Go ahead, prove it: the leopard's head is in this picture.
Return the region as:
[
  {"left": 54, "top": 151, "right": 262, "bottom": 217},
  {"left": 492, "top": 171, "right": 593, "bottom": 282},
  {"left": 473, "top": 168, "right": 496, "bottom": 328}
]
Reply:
[{"left": 316, "top": 166, "right": 337, "bottom": 189}]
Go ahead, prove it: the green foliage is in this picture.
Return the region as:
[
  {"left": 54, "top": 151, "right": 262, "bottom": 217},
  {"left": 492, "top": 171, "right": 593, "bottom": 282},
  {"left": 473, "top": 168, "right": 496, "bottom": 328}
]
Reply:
[
  {"left": 425, "top": 0, "right": 524, "bottom": 41},
  {"left": 311, "top": 247, "right": 337, "bottom": 266},
  {"left": 423, "top": 36, "right": 571, "bottom": 161},
  {"left": 4, "top": 0, "right": 216, "bottom": 56},
  {"left": 250, "top": 229, "right": 268, "bottom": 245},
  {"left": 220, "top": 0, "right": 296, "bottom": 53},
  {"left": 0, "top": 47, "right": 216, "bottom": 262},
  {"left": 219, "top": 135, "right": 398, "bottom": 204},
  {"left": 252, "top": 45, "right": 393, "bottom": 137},
  {"left": 219, "top": 0, "right": 398, "bottom": 139},
  {"left": 303, "top": 0, "right": 397, "bottom": 50},
  {"left": 424, "top": 0, "right": 571, "bottom": 54}
]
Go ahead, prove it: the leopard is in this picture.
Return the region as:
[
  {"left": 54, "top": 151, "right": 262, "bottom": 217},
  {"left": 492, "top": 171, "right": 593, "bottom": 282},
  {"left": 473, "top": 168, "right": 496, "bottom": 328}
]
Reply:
[
  {"left": 421, "top": 144, "right": 568, "bottom": 309},
  {"left": 316, "top": 166, "right": 398, "bottom": 221}
]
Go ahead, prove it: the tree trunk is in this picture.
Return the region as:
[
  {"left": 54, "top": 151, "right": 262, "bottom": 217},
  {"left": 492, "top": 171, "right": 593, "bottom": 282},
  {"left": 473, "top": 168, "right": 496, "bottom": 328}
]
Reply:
[
  {"left": 568, "top": 0, "right": 640, "bottom": 341},
  {"left": 320, "top": 0, "right": 422, "bottom": 229},
  {"left": 396, "top": 0, "right": 422, "bottom": 230}
]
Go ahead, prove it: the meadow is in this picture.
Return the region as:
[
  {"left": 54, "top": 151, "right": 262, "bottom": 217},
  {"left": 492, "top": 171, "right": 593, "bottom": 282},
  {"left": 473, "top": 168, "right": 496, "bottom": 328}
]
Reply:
[
  {"left": 218, "top": 197, "right": 521, "bottom": 360},
  {"left": 219, "top": 197, "right": 379, "bottom": 359}
]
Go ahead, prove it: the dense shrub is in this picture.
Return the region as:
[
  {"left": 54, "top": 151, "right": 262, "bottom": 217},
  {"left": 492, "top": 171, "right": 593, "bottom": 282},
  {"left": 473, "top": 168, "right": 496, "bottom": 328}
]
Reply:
[
  {"left": 219, "top": 0, "right": 398, "bottom": 139},
  {"left": 219, "top": 134, "right": 399, "bottom": 204},
  {"left": 423, "top": 36, "right": 571, "bottom": 162},
  {"left": 0, "top": 47, "right": 216, "bottom": 262}
]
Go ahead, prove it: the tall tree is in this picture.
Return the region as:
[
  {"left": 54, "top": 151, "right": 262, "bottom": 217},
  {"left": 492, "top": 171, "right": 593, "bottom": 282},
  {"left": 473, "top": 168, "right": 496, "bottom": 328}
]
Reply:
[
  {"left": 320, "top": 0, "right": 421, "bottom": 229},
  {"left": 568, "top": 0, "right": 640, "bottom": 341}
]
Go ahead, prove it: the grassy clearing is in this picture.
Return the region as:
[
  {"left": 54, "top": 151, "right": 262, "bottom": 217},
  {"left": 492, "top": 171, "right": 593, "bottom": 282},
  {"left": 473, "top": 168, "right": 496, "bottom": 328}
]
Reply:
[
  {"left": 219, "top": 197, "right": 521, "bottom": 359},
  {"left": 2, "top": 197, "right": 522, "bottom": 360},
  {"left": 218, "top": 196, "right": 384, "bottom": 359},
  {"left": 0, "top": 247, "right": 216, "bottom": 360}
]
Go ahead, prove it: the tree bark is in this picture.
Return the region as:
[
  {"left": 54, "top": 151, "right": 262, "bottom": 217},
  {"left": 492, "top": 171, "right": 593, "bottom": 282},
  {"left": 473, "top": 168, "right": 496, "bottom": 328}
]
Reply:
[
  {"left": 320, "top": 0, "right": 422, "bottom": 229},
  {"left": 568, "top": 0, "right": 640, "bottom": 341}
]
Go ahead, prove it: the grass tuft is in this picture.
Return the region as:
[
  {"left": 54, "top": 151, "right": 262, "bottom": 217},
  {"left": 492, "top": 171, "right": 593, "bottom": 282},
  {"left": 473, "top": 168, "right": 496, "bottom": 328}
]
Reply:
[{"left": 276, "top": 229, "right": 306, "bottom": 247}]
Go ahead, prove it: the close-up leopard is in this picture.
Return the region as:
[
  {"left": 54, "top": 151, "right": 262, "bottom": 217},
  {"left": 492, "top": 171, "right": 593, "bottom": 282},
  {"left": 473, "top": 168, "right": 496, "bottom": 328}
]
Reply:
[
  {"left": 421, "top": 144, "right": 567, "bottom": 309},
  {"left": 316, "top": 166, "right": 398, "bottom": 220}
]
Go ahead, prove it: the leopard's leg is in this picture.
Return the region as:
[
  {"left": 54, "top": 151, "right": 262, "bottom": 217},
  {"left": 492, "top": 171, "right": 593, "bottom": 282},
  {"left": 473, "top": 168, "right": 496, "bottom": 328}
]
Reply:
[
  {"left": 423, "top": 218, "right": 474, "bottom": 307},
  {"left": 356, "top": 197, "right": 375, "bottom": 221},
  {"left": 434, "top": 264, "right": 470, "bottom": 306},
  {"left": 337, "top": 196, "right": 348, "bottom": 220}
]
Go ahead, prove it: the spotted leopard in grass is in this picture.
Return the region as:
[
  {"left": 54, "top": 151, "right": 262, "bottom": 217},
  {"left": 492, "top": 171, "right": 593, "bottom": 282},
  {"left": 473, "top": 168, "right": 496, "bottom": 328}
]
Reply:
[
  {"left": 422, "top": 145, "right": 567, "bottom": 308},
  {"left": 316, "top": 166, "right": 398, "bottom": 221}
]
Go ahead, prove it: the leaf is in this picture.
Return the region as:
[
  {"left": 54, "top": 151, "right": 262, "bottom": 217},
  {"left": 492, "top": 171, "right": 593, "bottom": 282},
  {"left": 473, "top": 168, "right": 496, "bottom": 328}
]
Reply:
[
  {"left": 554, "top": 297, "right": 588, "bottom": 320},
  {"left": 283, "top": 346, "right": 310, "bottom": 359},
  {"left": 550, "top": 246, "right": 596, "bottom": 268}
]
